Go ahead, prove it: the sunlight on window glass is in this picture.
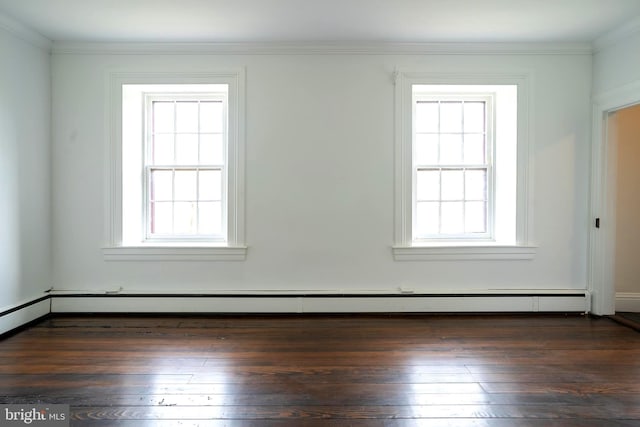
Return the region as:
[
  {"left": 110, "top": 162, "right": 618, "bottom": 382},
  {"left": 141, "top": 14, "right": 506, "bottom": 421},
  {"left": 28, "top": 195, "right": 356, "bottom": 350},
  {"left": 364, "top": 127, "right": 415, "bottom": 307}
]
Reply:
[
  {"left": 174, "top": 202, "right": 197, "bottom": 234},
  {"left": 463, "top": 102, "right": 485, "bottom": 133},
  {"left": 441, "top": 202, "right": 464, "bottom": 234},
  {"left": 415, "top": 134, "right": 439, "bottom": 165},
  {"left": 416, "top": 170, "right": 440, "bottom": 201},
  {"left": 415, "top": 102, "right": 439, "bottom": 133},
  {"left": 465, "top": 201, "right": 486, "bottom": 233},
  {"left": 199, "top": 201, "right": 222, "bottom": 235},
  {"left": 439, "top": 134, "right": 463, "bottom": 164},
  {"left": 151, "top": 170, "right": 173, "bottom": 201},
  {"left": 153, "top": 102, "right": 174, "bottom": 133},
  {"left": 465, "top": 170, "right": 486, "bottom": 200},
  {"left": 175, "top": 134, "right": 199, "bottom": 165},
  {"left": 199, "top": 134, "right": 224, "bottom": 165},
  {"left": 199, "top": 170, "right": 222, "bottom": 201},
  {"left": 463, "top": 134, "right": 485, "bottom": 165},
  {"left": 200, "top": 101, "right": 224, "bottom": 134},
  {"left": 152, "top": 202, "right": 173, "bottom": 234},
  {"left": 174, "top": 170, "right": 197, "bottom": 201},
  {"left": 439, "top": 102, "right": 463, "bottom": 133},
  {"left": 416, "top": 202, "right": 439, "bottom": 235},
  {"left": 441, "top": 170, "right": 464, "bottom": 201},
  {"left": 153, "top": 134, "right": 174, "bottom": 164},
  {"left": 175, "top": 101, "right": 199, "bottom": 133}
]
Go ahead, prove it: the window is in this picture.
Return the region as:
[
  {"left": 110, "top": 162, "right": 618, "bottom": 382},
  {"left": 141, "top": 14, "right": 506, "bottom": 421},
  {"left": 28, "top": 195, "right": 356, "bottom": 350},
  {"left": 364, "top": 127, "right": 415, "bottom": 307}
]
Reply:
[
  {"left": 104, "top": 72, "right": 246, "bottom": 261},
  {"left": 394, "top": 72, "right": 535, "bottom": 261},
  {"left": 145, "top": 94, "right": 226, "bottom": 240},
  {"left": 413, "top": 94, "right": 493, "bottom": 240}
]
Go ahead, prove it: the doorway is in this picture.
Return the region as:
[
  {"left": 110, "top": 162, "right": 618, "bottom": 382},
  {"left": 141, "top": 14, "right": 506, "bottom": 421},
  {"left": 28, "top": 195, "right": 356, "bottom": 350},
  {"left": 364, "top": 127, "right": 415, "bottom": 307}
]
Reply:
[
  {"left": 608, "top": 105, "right": 640, "bottom": 313},
  {"left": 589, "top": 81, "right": 640, "bottom": 316}
]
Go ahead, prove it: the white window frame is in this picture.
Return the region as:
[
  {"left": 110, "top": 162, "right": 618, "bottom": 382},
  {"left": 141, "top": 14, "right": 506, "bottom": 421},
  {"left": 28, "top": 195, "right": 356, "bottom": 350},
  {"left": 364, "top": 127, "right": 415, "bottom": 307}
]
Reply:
[
  {"left": 103, "top": 71, "right": 246, "bottom": 261},
  {"left": 393, "top": 71, "right": 536, "bottom": 261},
  {"left": 143, "top": 92, "right": 228, "bottom": 243},
  {"left": 412, "top": 93, "right": 495, "bottom": 241}
]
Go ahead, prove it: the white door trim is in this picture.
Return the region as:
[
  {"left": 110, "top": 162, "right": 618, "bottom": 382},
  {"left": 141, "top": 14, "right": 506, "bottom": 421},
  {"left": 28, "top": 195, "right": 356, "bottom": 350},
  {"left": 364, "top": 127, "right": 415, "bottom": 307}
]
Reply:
[{"left": 590, "top": 80, "right": 640, "bottom": 315}]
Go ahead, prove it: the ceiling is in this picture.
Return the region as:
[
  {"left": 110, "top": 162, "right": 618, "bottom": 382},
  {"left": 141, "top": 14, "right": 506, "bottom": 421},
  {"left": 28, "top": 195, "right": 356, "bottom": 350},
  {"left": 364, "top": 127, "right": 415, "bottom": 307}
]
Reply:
[{"left": 0, "top": 0, "right": 639, "bottom": 44}]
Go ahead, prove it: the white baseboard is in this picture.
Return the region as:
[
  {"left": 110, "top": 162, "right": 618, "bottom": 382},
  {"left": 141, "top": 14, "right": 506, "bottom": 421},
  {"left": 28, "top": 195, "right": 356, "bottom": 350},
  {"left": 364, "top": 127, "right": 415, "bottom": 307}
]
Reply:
[
  {"left": 50, "top": 292, "right": 589, "bottom": 314},
  {"left": 615, "top": 292, "right": 640, "bottom": 312},
  {"left": 0, "top": 296, "right": 50, "bottom": 335}
]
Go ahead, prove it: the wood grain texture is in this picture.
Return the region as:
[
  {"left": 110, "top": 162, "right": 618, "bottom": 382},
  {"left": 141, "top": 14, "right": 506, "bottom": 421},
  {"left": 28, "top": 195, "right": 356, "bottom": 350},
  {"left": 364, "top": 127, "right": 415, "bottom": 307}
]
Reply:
[{"left": 0, "top": 314, "right": 639, "bottom": 426}]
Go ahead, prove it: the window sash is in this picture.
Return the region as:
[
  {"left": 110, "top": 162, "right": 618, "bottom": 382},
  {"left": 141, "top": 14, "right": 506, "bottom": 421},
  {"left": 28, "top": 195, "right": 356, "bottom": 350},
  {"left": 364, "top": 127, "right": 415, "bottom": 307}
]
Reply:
[
  {"left": 412, "top": 93, "right": 495, "bottom": 241},
  {"left": 144, "top": 166, "right": 225, "bottom": 240},
  {"left": 143, "top": 93, "right": 228, "bottom": 242}
]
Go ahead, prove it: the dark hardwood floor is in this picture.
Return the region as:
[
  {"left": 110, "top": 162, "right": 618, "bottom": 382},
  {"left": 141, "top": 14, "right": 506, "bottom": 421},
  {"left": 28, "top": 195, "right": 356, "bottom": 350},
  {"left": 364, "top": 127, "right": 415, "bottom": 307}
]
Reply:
[{"left": 1, "top": 314, "right": 640, "bottom": 426}]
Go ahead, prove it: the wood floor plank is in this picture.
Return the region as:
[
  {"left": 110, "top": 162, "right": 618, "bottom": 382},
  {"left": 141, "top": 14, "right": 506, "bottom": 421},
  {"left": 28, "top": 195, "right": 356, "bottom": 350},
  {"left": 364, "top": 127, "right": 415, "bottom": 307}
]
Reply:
[
  {"left": 1, "top": 314, "right": 639, "bottom": 425},
  {"left": 68, "top": 420, "right": 640, "bottom": 427}
]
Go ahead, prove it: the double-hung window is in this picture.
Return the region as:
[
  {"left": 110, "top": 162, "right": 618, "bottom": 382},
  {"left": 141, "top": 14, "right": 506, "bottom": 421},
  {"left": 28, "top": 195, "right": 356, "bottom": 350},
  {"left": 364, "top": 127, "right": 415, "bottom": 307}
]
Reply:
[
  {"left": 105, "top": 72, "right": 246, "bottom": 261},
  {"left": 145, "top": 94, "right": 226, "bottom": 240},
  {"left": 394, "top": 72, "right": 535, "bottom": 261},
  {"left": 413, "top": 94, "right": 493, "bottom": 240}
]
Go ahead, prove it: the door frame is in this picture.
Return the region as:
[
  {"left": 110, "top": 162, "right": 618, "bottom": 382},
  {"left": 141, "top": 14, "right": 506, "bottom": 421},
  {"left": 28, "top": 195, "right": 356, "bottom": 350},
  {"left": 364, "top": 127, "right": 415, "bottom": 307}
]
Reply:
[{"left": 589, "top": 80, "right": 640, "bottom": 315}]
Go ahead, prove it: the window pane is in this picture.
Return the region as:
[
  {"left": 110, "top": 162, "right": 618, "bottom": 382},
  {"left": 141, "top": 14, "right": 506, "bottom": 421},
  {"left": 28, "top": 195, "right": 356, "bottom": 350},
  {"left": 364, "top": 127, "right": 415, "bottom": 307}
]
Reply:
[
  {"left": 439, "top": 134, "right": 463, "bottom": 164},
  {"left": 174, "top": 170, "right": 197, "bottom": 201},
  {"left": 199, "top": 201, "right": 222, "bottom": 235},
  {"left": 199, "top": 134, "right": 224, "bottom": 165},
  {"left": 441, "top": 202, "right": 464, "bottom": 234},
  {"left": 415, "top": 102, "right": 439, "bottom": 133},
  {"left": 441, "top": 169, "right": 464, "bottom": 201},
  {"left": 176, "top": 101, "right": 199, "bottom": 133},
  {"left": 465, "top": 169, "right": 487, "bottom": 201},
  {"left": 416, "top": 170, "right": 440, "bottom": 201},
  {"left": 463, "top": 134, "right": 485, "bottom": 165},
  {"left": 151, "top": 170, "right": 173, "bottom": 201},
  {"left": 175, "top": 134, "right": 199, "bottom": 165},
  {"left": 463, "top": 102, "right": 485, "bottom": 133},
  {"left": 415, "top": 134, "right": 439, "bottom": 165},
  {"left": 174, "top": 202, "right": 197, "bottom": 234},
  {"left": 153, "top": 102, "right": 174, "bottom": 133},
  {"left": 465, "top": 201, "right": 486, "bottom": 233},
  {"left": 200, "top": 101, "right": 224, "bottom": 133},
  {"left": 152, "top": 134, "right": 174, "bottom": 165},
  {"left": 199, "top": 170, "right": 222, "bottom": 201},
  {"left": 151, "top": 202, "right": 172, "bottom": 235},
  {"left": 416, "top": 202, "right": 439, "bottom": 236},
  {"left": 440, "top": 102, "right": 463, "bottom": 133}
]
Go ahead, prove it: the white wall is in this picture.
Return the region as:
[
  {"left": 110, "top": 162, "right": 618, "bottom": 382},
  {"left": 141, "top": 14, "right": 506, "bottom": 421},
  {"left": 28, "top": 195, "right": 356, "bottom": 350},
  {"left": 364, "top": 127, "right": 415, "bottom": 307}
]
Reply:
[
  {"left": 593, "top": 30, "right": 640, "bottom": 95},
  {"left": 0, "top": 26, "right": 51, "bottom": 310},
  {"left": 51, "top": 48, "right": 592, "bottom": 296}
]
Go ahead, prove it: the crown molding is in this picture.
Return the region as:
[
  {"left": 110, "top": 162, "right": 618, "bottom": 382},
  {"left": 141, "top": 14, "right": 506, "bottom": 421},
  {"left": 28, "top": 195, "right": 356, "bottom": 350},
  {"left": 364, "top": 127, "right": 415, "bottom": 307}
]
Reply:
[
  {"left": 593, "top": 16, "right": 640, "bottom": 53},
  {"left": 0, "top": 12, "right": 51, "bottom": 51},
  {"left": 51, "top": 41, "right": 592, "bottom": 56}
]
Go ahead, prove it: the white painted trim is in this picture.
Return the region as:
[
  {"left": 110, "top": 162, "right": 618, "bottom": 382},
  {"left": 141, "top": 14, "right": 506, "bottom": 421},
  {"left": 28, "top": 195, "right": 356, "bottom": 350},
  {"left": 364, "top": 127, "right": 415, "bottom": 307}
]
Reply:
[
  {"left": 593, "top": 80, "right": 640, "bottom": 112},
  {"left": 0, "top": 12, "right": 51, "bottom": 51},
  {"left": 52, "top": 41, "right": 593, "bottom": 56},
  {"left": 593, "top": 16, "right": 640, "bottom": 53},
  {"left": 615, "top": 292, "right": 640, "bottom": 312},
  {"left": 50, "top": 293, "right": 588, "bottom": 314},
  {"left": 102, "top": 246, "right": 247, "bottom": 261},
  {"left": 393, "top": 71, "right": 534, "bottom": 253},
  {"left": 589, "top": 80, "right": 640, "bottom": 315},
  {"left": 392, "top": 245, "right": 537, "bottom": 261},
  {"left": 0, "top": 298, "right": 50, "bottom": 335},
  {"left": 105, "top": 70, "right": 247, "bottom": 260}
]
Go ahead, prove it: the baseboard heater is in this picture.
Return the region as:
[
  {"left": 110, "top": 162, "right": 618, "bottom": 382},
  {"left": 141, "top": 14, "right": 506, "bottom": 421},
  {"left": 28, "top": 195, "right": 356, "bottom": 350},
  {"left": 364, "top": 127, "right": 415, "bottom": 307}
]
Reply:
[
  {"left": 48, "top": 292, "right": 590, "bottom": 314},
  {"left": 1, "top": 291, "right": 590, "bottom": 335}
]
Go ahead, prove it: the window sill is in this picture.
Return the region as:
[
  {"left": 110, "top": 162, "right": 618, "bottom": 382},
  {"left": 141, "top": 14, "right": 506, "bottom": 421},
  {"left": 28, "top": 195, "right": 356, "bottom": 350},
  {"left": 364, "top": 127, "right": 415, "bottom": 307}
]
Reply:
[
  {"left": 102, "top": 245, "right": 248, "bottom": 262},
  {"left": 392, "top": 244, "right": 537, "bottom": 261}
]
